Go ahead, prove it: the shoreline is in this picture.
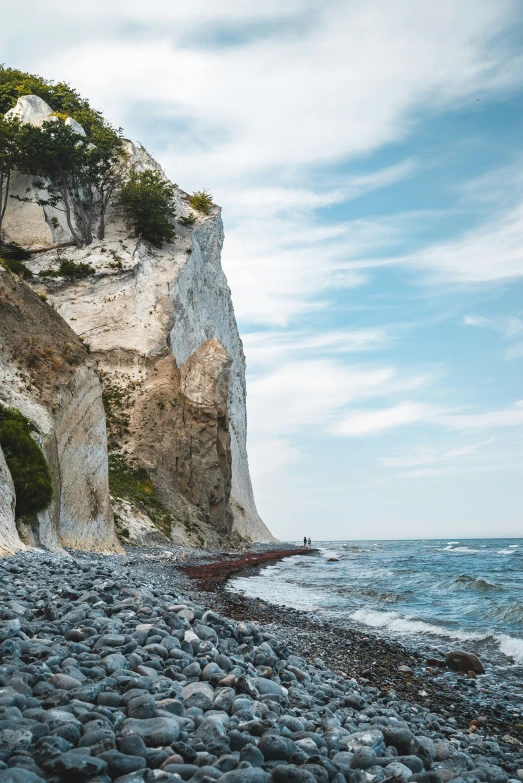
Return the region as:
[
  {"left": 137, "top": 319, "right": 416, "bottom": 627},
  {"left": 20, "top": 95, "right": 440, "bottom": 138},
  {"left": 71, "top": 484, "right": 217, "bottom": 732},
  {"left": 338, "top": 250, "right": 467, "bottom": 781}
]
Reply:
[
  {"left": 0, "top": 545, "right": 521, "bottom": 783},
  {"left": 178, "top": 547, "right": 523, "bottom": 741},
  {"left": 146, "top": 544, "right": 523, "bottom": 742},
  {"left": 178, "top": 545, "right": 318, "bottom": 588}
]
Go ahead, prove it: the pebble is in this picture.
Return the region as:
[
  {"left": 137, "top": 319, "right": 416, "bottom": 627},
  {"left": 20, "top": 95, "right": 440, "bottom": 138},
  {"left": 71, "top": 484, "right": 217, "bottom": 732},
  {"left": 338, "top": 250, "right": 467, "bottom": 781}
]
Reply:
[{"left": 0, "top": 549, "right": 518, "bottom": 783}]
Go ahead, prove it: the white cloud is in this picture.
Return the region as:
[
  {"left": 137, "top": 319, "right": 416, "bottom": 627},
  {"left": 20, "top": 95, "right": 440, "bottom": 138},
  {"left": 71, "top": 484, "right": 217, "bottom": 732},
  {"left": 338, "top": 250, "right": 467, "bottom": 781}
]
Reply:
[
  {"left": 381, "top": 437, "right": 495, "bottom": 467},
  {"left": 463, "top": 314, "right": 523, "bottom": 337},
  {"left": 333, "top": 401, "right": 438, "bottom": 437},
  {"left": 243, "top": 327, "right": 390, "bottom": 367},
  {"left": 409, "top": 203, "right": 523, "bottom": 284},
  {"left": 5, "top": 1, "right": 522, "bottom": 325},
  {"left": 331, "top": 398, "right": 523, "bottom": 438},
  {"left": 248, "top": 360, "right": 432, "bottom": 436},
  {"left": 439, "top": 400, "right": 523, "bottom": 430}
]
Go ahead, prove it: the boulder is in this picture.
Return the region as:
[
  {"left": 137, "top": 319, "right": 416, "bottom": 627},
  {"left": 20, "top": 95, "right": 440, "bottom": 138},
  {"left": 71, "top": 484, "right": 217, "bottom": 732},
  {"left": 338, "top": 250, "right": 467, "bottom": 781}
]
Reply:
[{"left": 446, "top": 650, "right": 485, "bottom": 675}]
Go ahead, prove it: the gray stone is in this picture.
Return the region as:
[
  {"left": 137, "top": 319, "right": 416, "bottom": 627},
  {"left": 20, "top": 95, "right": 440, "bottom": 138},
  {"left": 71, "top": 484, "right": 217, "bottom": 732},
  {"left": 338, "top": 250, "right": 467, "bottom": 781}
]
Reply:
[
  {"left": 0, "top": 620, "right": 21, "bottom": 643},
  {"left": 217, "top": 770, "right": 269, "bottom": 782},
  {"left": 127, "top": 694, "right": 156, "bottom": 720},
  {"left": 258, "top": 734, "right": 297, "bottom": 760},
  {"left": 43, "top": 751, "right": 107, "bottom": 776},
  {"left": 251, "top": 678, "right": 287, "bottom": 698},
  {"left": 181, "top": 682, "right": 214, "bottom": 710},
  {"left": 49, "top": 673, "right": 82, "bottom": 691},
  {"left": 97, "top": 749, "right": 146, "bottom": 776},
  {"left": 446, "top": 650, "right": 485, "bottom": 675},
  {"left": 350, "top": 747, "right": 377, "bottom": 769},
  {"left": 0, "top": 771, "right": 46, "bottom": 783},
  {"left": 103, "top": 654, "right": 129, "bottom": 674},
  {"left": 386, "top": 761, "right": 415, "bottom": 780},
  {"left": 120, "top": 717, "right": 180, "bottom": 747}
]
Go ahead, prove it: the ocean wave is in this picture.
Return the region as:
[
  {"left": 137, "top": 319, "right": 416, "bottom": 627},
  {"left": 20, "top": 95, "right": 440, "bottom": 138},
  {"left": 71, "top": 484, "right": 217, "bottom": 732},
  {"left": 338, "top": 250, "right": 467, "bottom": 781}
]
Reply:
[
  {"left": 481, "top": 602, "right": 523, "bottom": 623},
  {"left": 350, "top": 587, "right": 406, "bottom": 604},
  {"left": 497, "top": 634, "right": 523, "bottom": 664},
  {"left": 452, "top": 574, "right": 500, "bottom": 591},
  {"left": 349, "top": 609, "right": 523, "bottom": 665},
  {"left": 441, "top": 545, "right": 484, "bottom": 553},
  {"left": 349, "top": 608, "right": 485, "bottom": 641},
  {"left": 498, "top": 548, "right": 517, "bottom": 555}
]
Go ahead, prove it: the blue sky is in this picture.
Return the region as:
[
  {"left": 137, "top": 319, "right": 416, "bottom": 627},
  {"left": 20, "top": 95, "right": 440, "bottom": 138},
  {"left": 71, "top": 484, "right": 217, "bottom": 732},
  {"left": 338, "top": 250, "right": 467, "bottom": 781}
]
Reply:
[{"left": 4, "top": 1, "right": 523, "bottom": 539}]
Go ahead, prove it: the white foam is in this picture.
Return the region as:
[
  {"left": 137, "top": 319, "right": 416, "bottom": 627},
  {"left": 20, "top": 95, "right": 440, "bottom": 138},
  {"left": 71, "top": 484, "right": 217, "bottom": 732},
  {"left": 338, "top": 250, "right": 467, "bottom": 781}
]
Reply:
[
  {"left": 349, "top": 608, "right": 484, "bottom": 641},
  {"left": 509, "top": 544, "right": 519, "bottom": 548},
  {"left": 320, "top": 548, "right": 341, "bottom": 560},
  {"left": 442, "top": 545, "right": 483, "bottom": 553},
  {"left": 497, "top": 635, "right": 523, "bottom": 664},
  {"left": 498, "top": 549, "right": 516, "bottom": 555},
  {"left": 447, "top": 541, "right": 460, "bottom": 544}
]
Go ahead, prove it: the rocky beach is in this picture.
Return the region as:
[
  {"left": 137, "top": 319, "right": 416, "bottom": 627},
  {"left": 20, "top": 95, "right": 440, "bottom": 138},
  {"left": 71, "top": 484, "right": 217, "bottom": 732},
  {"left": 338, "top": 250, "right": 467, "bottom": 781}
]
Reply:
[{"left": 0, "top": 546, "right": 522, "bottom": 783}]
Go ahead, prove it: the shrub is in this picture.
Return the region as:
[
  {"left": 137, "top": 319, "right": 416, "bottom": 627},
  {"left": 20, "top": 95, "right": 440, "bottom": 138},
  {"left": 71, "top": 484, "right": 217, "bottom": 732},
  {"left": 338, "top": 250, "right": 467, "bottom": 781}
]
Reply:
[
  {"left": 189, "top": 190, "right": 213, "bottom": 215},
  {"left": 108, "top": 454, "right": 172, "bottom": 539},
  {"left": 0, "top": 410, "right": 52, "bottom": 518},
  {"left": 118, "top": 169, "right": 176, "bottom": 247},
  {"left": 0, "top": 241, "right": 31, "bottom": 261},
  {"left": 39, "top": 258, "right": 93, "bottom": 279},
  {"left": 179, "top": 213, "right": 196, "bottom": 226},
  {"left": 0, "top": 256, "right": 32, "bottom": 278},
  {"left": 0, "top": 242, "right": 32, "bottom": 278}
]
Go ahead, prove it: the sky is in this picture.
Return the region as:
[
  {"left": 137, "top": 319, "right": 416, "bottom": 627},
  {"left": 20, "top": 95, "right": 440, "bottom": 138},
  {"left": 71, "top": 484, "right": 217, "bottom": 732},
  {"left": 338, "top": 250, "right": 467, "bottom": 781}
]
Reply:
[{"left": 3, "top": 0, "right": 523, "bottom": 540}]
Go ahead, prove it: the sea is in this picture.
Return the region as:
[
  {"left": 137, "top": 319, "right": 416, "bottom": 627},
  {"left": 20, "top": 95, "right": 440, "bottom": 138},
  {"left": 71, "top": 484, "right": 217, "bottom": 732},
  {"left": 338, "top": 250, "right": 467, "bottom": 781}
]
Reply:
[{"left": 228, "top": 539, "right": 523, "bottom": 668}]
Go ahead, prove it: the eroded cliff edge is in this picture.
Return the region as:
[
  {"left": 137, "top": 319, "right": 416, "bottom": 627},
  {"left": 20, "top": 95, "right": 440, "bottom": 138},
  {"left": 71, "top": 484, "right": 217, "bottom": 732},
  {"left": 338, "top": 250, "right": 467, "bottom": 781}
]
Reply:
[
  {"left": 1, "top": 94, "right": 275, "bottom": 548},
  {"left": 0, "top": 269, "right": 122, "bottom": 553}
]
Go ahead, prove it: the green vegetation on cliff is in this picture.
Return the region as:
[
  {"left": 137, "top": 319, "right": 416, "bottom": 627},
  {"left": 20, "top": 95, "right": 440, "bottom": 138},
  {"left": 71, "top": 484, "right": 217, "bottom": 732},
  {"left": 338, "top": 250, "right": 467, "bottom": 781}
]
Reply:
[
  {"left": 0, "top": 405, "right": 52, "bottom": 518},
  {"left": 118, "top": 169, "right": 177, "bottom": 246},
  {"left": 108, "top": 454, "right": 172, "bottom": 538},
  {"left": 0, "top": 65, "right": 106, "bottom": 134}
]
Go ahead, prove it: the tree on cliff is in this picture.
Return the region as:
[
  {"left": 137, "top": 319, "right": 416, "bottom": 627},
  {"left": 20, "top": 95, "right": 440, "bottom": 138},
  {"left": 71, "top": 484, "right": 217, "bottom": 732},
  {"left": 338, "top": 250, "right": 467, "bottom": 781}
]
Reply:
[
  {"left": 118, "top": 169, "right": 176, "bottom": 246},
  {"left": 84, "top": 127, "right": 128, "bottom": 241},
  {"left": 15, "top": 118, "right": 126, "bottom": 246},
  {"left": 15, "top": 119, "right": 88, "bottom": 246},
  {"left": 0, "top": 65, "right": 106, "bottom": 136},
  {"left": 0, "top": 115, "right": 20, "bottom": 241}
]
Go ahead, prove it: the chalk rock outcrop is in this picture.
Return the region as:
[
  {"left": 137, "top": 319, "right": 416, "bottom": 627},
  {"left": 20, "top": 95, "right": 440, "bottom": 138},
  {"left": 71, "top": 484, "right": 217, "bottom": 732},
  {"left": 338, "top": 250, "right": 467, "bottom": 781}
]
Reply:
[
  {"left": 0, "top": 446, "right": 26, "bottom": 556},
  {"left": 3, "top": 94, "right": 274, "bottom": 545},
  {"left": 0, "top": 268, "right": 121, "bottom": 553}
]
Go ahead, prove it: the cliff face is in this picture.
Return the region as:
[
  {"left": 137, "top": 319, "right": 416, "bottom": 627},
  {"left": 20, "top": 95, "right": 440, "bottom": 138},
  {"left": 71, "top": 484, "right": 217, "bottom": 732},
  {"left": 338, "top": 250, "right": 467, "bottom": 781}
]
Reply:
[
  {"left": 1, "top": 94, "right": 274, "bottom": 547},
  {"left": 0, "top": 446, "right": 25, "bottom": 556},
  {"left": 0, "top": 269, "right": 122, "bottom": 554}
]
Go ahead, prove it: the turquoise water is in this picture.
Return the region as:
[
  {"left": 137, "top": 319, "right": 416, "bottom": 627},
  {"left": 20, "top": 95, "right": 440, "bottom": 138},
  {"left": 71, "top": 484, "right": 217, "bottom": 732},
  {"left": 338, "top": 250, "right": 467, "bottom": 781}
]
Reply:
[{"left": 229, "top": 538, "right": 523, "bottom": 665}]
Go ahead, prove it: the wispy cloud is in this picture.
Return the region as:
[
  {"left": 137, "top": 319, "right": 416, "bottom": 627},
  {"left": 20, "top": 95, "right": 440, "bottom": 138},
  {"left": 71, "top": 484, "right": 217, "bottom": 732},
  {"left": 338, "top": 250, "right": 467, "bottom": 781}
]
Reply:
[
  {"left": 439, "top": 400, "right": 523, "bottom": 429},
  {"left": 463, "top": 314, "right": 523, "bottom": 359},
  {"left": 409, "top": 203, "right": 523, "bottom": 284},
  {"left": 463, "top": 314, "right": 523, "bottom": 337},
  {"left": 333, "top": 401, "right": 439, "bottom": 437},
  {"left": 248, "top": 360, "right": 432, "bottom": 436},
  {"left": 331, "top": 400, "right": 523, "bottom": 438},
  {"left": 381, "top": 437, "right": 495, "bottom": 468},
  {"left": 243, "top": 327, "right": 390, "bottom": 367}
]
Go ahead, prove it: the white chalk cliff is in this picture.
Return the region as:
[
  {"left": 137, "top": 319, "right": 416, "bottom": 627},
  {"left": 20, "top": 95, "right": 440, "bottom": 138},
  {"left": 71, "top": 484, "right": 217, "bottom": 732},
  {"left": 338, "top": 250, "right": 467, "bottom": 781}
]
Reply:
[
  {"left": 0, "top": 268, "right": 122, "bottom": 554},
  {"left": 1, "top": 95, "right": 274, "bottom": 547},
  {"left": 0, "top": 446, "right": 26, "bottom": 557}
]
